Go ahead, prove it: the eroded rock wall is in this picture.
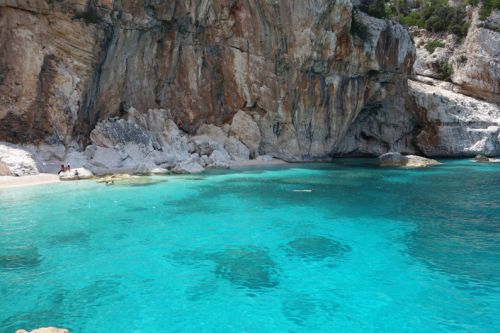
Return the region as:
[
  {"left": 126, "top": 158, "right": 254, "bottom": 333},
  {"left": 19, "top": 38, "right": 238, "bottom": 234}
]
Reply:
[
  {"left": 0, "top": 0, "right": 415, "bottom": 164},
  {"left": 409, "top": 8, "right": 500, "bottom": 157}
]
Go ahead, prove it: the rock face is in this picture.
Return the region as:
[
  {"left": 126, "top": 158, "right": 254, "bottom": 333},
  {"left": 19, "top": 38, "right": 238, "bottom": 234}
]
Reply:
[
  {"left": 0, "top": 0, "right": 415, "bottom": 166},
  {"left": 408, "top": 8, "right": 500, "bottom": 157},
  {"left": 379, "top": 152, "right": 440, "bottom": 168},
  {"left": 410, "top": 80, "right": 500, "bottom": 156},
  {"left": 0, "top": 143, "right": 39, "bottom": 176}
]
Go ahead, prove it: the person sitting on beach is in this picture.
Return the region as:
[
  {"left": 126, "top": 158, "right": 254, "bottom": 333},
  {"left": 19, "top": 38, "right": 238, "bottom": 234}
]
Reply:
[
  {"left": 58, "top": 164, "right": 66, "bottom": 174},
  {"left": 67, "top": 165, "right": 71, "bottom": 171}
]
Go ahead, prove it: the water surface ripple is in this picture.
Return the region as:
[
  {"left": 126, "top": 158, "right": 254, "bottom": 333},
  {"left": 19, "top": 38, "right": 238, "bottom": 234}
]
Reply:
[{"left": 0, "top": 159, "right": 499, "bottom": 332}]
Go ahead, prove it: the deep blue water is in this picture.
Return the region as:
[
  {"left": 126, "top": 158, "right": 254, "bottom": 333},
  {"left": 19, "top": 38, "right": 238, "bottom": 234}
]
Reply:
[{"left": 0, "top": 159, "right": 499, "bottom": 332}]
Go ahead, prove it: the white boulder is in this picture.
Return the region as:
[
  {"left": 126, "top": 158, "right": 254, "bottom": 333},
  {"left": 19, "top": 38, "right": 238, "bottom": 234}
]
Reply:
[
  {"left": 59, "top": 167, "right": 94, "bottom": 180},
  {"left": 229, "top": 111, "right": 261, "bottom": 156},
  {"left": 208, "top": 149, "right": 230, "bottom": 168},
  {"left": 0, "top": 143, "right": 39, "bottom": 176},
  {"left": 196, "top": 124, "right": 227, "bottom": 145}
]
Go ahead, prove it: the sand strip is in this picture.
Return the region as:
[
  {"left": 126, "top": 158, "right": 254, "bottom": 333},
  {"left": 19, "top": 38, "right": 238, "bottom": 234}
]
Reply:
[
  {"left": 0, "top": 160, "right": 288, "bottom": 189},
  {"left": 0, "top": 173, "right": 60, "bottom": 189}
]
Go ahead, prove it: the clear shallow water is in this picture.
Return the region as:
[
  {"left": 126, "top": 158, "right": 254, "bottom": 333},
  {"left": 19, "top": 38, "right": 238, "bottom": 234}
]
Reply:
[{"left": 0, "top": 159, "right": 499, "bottom": 333}]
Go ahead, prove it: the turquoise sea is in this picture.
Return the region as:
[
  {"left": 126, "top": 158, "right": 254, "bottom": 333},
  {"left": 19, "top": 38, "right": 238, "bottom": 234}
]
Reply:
[{"left": 0, "top": 159, "right": 499, "bottom": 332}]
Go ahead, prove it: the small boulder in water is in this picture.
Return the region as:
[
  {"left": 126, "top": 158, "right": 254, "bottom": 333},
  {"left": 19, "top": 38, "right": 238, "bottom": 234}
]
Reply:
[
  {"left": 474, "top": 154, "right": 492, "bottom": 162},
  {"left": 379, "top": 152, "right": 440, "bottom": 168}
]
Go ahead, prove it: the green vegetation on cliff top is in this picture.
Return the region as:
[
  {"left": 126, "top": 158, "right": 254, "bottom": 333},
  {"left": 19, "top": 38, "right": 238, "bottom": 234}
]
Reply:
[{"left": 358, "top": 0, "right": 498, "bottom": 37}]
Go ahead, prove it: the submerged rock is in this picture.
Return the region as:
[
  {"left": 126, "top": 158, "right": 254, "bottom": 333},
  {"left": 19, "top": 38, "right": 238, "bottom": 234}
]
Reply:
[
  {"left": 209, "top": 246, "right": 279, "bottom": 290},
  {"left": 208, "top": 149, "right": 230, "bottom": 168},
  {"left": 224, "top": 136, "right": 250, "bottom": 161},
  {"left": 286, "top": 236, "right": 351, "bottom": 261},
  {"left": 0, "top": 247, "right": 41, "bottom": 270},
  {"left": 379, "top": 152, "right": 440, "bottom": 168},
  {"left": 16, "top": 328, "right": 69, "bottom": 333}
]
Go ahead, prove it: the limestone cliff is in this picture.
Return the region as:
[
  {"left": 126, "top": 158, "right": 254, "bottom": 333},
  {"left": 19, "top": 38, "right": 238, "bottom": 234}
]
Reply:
[
  {"left": 0, "top": 0, "right": 415, "bottom": 169},
  {"left": 0, "top": 1, "right": 498, "bottom": 175},
  {"left": 409, "top": 8, "right": 500, "bottom": 157}
]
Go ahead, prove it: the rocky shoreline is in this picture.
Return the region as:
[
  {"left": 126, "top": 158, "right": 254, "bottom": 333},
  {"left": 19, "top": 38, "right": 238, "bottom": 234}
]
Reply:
[{"left": 0, "top": 1, "right": 499, "bottom": 185}]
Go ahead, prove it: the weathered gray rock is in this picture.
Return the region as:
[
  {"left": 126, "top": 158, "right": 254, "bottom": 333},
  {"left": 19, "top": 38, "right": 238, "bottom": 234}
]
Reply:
[
  {"left": 379, "top": 152, "right": 440, "bottom": 168},
  {"left": 451, "top": 9, "right": 499, "bottom": 103},
  {"left": 16, "top": 327, "right": 69, "bottom": 333},
  {"left": 412, "top": 29, "right": 455, "bottom": 80},
  {"left": 410, "top": 80, "right": 500, "bottom": 156},
  {"left": 85, "top": 108, "right": 192, "bottom": 172},
  {"left": 411, "top": 9, "right": 499, "bottom": 104},
  {"left": 85, "top": 145, "right": 123, "bottom": 169},
  {"left": 196, "top": 124, "right": 227, "bottom": 146},
  {"left": 191, "top": 135, "right": 224, "bottom": 157},
  {"left": 0, "top": 143, "right": 39, "bottom": 176},
  {"left": 224, "top": 137, "right": 250, "bottom": 161},
  {"left": 230, "top": 111, "right": 262, "bottom": 157},
  {"left": 208, "top": 149, "right": 230, "bottom": 168},
  {"left": 172, "top": 161, "right": 204, "bottom": 174}
]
